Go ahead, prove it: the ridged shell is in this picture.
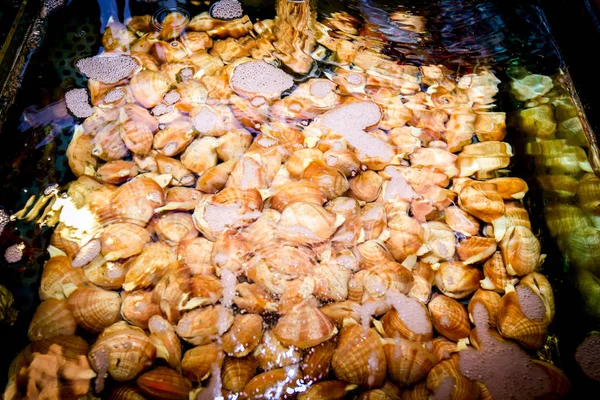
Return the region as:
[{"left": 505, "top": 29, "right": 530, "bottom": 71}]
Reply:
[
  {"left": 39, "top": 256, "right": 84, "bottom": 300},
  {"left": 123, "top": 242, "right": 178, "bottom": 291},
  {"left": 487, "top": 177, "right": 528, "bottom": 200},
  {"left": 458, "top": 182, "right": 505, "bottom": 223},
  {"left": 67, "top": 287, "right": 122, "bottom": 333},
  {"left": 331, "top": 322, "right": 387, "bottom": 389},
  {"left": 137, "top": 367, "right": 192, "bottom": 400},
  {"left": 356, "top": 240, "right": 394, "bottom": 270},
  {"left": 97, "top": 160, "right": 138, "bottom": 184},
  {"left": 153, "top": 120, "right": 196, "bottom": 157},
  {"left": 148, "top": 314, "right": 182, "bottom": 370},
  {"left": 223, "top": 314, "right": 264, "bottom": 357},
  {"left": 120, "top": 290, "right": 161, "bottom": 330},
  {"left": 434, "top": 262, "right": 482, "bottom": 299},
  {"left": 181, "top": 342, "right": 224, "bottom": 382},
  {"left": 273, "top": 306, "right": 337, "bottom": 349},
  {"left": 176, "top": 305, "right": 234, "bottom": 345},
  {"left": 428, "top": 294, "right": 471, "bottom": 342},
  {"left": 252, "top": 330, "right": 302, "bottom": 371},
  {"left": 426, "top": 354, "right": 479, "bottom": 400},
  {"left": 467, "top": 289, "right": 501, "bottom": 328},
  {"left": 301, "top": 339, "right": 337, "bottom": 384},
  {"left": 130, "top": 70, "right": 171, "bottom": 108},
  {"left": 100, "top": 177, "right": 164, "bottom": 226},
  {"left": 270, "top": 181, "right": 327, "bottom": 212},
  {"left": 380, "top": 301, "right": 433, "bottom": 343},
  {"left": 100, "top": 223, "right": 151, "bottom": 261},
  {"left": 302, "top": 161, "right": 349, "bottom": 199},
  {"left": 577, "top": 174, "right": 600, "bottom": 215},
  {"left": 500, "top": 226, "right": 542, "bottom": 276},
  {"left": 456, "top": 236, "right": 496, "bottom": 265},
  {"left": 242, "top": 366, "right": 302, "bottom": 400},
  {"left": 278, "top": 202, "right": 341, "bottom": 245},
  {"left": 298, "top": 381, "right": 357, "bottom": 400},
  {"left": 349, "top": 171, "right": 384, "bottom": 202},
  {"left": 155, "top": 154, "right": 196, "bottom": 186},
  {"left": 149, "top": 212, "right": 198, "bottom": 244},
  {"left": 481, "top": 251, "right": 518, "bottom": 293},
  {"left": 196, "top": 159, "right": 236, "bottom": 194},
  {"left": 364, "top": 263, "right": 415, "bottom": 297},
  {"left": 83, "top": 255, "right": 127, "bottom": 290},
  {"left": 383, "top": 337, "right": 437, "bottom": 386},
  {"left": 233, "top": 283, "right": 278, "bottom": 314},
  {"left": 222, "top": 356, "right": 258, "bottom": 392},
  {"left": 28, "top": 298, "right": 77, "bottom": 341},
  {"left": 444, "top": 206, "right": 480, "bottom": 237},
  {"left": 496, "top": 290, "right": 547, "bottom": 349}
]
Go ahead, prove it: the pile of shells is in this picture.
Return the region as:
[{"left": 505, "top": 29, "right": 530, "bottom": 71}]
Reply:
[{"left": 4, "top": 3, "right": 571, "bottom": 400}]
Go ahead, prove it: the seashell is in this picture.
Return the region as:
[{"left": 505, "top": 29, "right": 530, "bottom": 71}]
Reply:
[
  {"left": 331, "top": 320, "right": 387, "bottom": 388},
  {"left": 174, "top": 79, "right": 207, "bottom": 113},
  {"left": 216, "top": 129, "right": 253, "bottom": 161},
  {"left": 48, "top": 224, "right": 81, "bottom": 260},
  {"left": 181, "top": 342, "right": 224, "bottom": 382},
  {"left": 426, "top": 354, "right": 479, "bottom": 400},
  {"left": 96, "top": 160, "right": 138, "bottom": 184},
  {"left": 349, "top": 171, "right": 384, "bottom": 202},
  {"left": 423, "top": 337, "right": 458, "bottom": 364},
  {"left": 444, "top": 206, "right": 480, "bottom": 237},
  {"left": 88, "top": 321, "right": 156, "bottom": 385},
  {"left": 270, "top": 181, "right": 326, "bottom": 212},
  {"left": 242, "top": 365, "right": 302, "bottom": 400},
  {"left": 301, "top": 339, "right": 337, "bottom": 383},
  {"left": 298, "top": 381, "right": 357, "bottom": 400},
  {"left": 532, "top": 360, "right": 572, "bottom": 399},
  {"left": 356, "top": 240, "right": 394, "bottom": 270},
  {"left": 428, "top": 294, "right": 471, "bottom": 341},
  {"left": 100, "top": 222, "right": 151, "bottom": 261},
  {"left": 273, "top": 306, "right": 337, "bottom": 349},
  {"left": 286, "top": 148, "right": 324, "bottom": 179},
  {"left": 278, "top": 202, "right": 341, "bottom": 245},
  {"left": 385, "top": 214, "right": 423, "bottom": 263},
  {"left": 188, "top": 274, "right": 223, "bottom": 308},
  {"left": 252, "top": 330, "right": 302, "bottom": 371},
  {"left": 149, "top": 212, "right": 198, "bottom": 244},
  {"left": 496, "top": 290, "right": 547, "bottom": 349},
  {"left": 176, "top": 305, "right": 234, "bottom": 345},
  {"left": 421, "top": 221, "right": 456, "bottom": 263},
  {"left": 456, "top": 236, "right": 496, "bottom": 265},
  {"left": 458, "top": 182, "right": 505, "bottom": 223},
  {"left": 348, "top": 270, "right": 368, "bottom": 303},
  {"left": 474, "top": 112, "right": 506, "bottom": 142},
  {"left": 499, "top": 226, "right": 543, "bottom": 276},
  {"left": 302, "top": 161, "right": 349, "bottom": 200},
  {"left": 102, "top": 21, "right": 135, "bottom": 51},
  {"left": 83, "top": 255, "right": 126, "bottom": 289},
  {"left": 130, "top": 70, "right": 171, "bottom": 108},
  {"left": 137, "top": 367, "right": 192, "bottom": 400},
  {"left": 223, "top": 314, "right": 264, "bottom": 357},
  {"left": 177, "top": 237, "right": 213, "bottom": 274},
  {"left": 155, "top": 153, "right": 196, "bottom": 187},
  {"left": 39, "top": 256, "right": 84, "bottom": 300},
  {"left": 131, "top": 51, "right": 160, "bottom": 71},
  {"left": 127, "top": 15, "right": 152, "bottom": 34},
  {"left": 313, "top": 261, "right": 352, "bottom": 302},
  {"left": 383, "top": 337, "right": 436, "bottom": 387},
  {"left": 107, "top": 384, "right": 147, "bottom": 399},
  {"left": 148, "top": 314, "right": 182, "bottom": 370},
  {"left": 152, "top": 261, "right": 193, "bottom": 323},
  {"left": 153, "top": 119, "right": 196, "bottom": 157},
  {"left": 324, "top": 149, "right": 361, "bottom": 178},
  {"left": 277, "top": 277, "right": 317, "bottom": 315},
  {"left": 320, "top": 301, "right": 362, "bottom": 327},
  {"left": 408, "top": 262, "right": 435, "bottom": 304},
  {"left": 100, "top": 177, "right": 164, "bottom": 226},
  {"left": 364, "top": 263, "right": 414, "bottom": 297},
  {"left": 91, "top": 121, "right": 130, "bottom": 162},
  {"left": 180, "top": 136, "right": 219, "bottom": 175},
  {"left": 578, "top": 173, "right": 600, "bottom": 215},
  {"left": 486, "top": 177, "right": 528, "bottom": 200},
  {"left": 196, "top": 159, "right": 236, "bottom": 193},
  {"left": 123, "top": 242, "right": 177, "bottom": 291},
  {"left": 28, "top": 299, "right": 77, "bottom": 341},
  {"left": 120, "top": 290, "right": 161, "bottom": 329},
  {"left": 234, "top": 282, "right": 278, "bottom": 314},
  {"left": 380, "top": 296, "right": 433, "bottom": 343},
  {"left": 519, "top": 272, "right": 555, "bottom": 323},
  {"left": 180, "top": 31, "right": 212, "bottom": 53},
  {"left": 67, "top": 287, "right": 121, "bottom": 333},
  {"left": 468, "top": 289, "right": 501, "bottom": 328},
  {"left": 121, "top": 121, "right": 154, "bottom": 157},
  {"left": 134, "top": 153, "right": 158, "bottom": 173},
  {"left": 409, "top": 147, "right": 459, "bottom": 179},
  {"left": 211, "top": 230, "right": 250, "bottom": 276},
  {"left": 481, "top": 251, "right": 518, "bottom": 293},
  {"left": 434, "top": 262, "right": 482, "bottom": 299},
  {"left": 457, "top": 141, "right": 512, "bottom": 179},
  {"left": 222, "top": 356, "right": 259, "bottom": 392},
  {"left": 229, "top": 94, "right": 269, "bottom": 131},
  {"left": 402, "top": 382, "right": 429, "bottom": 400}
]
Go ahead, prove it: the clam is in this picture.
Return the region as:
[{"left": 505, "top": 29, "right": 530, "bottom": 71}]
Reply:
[
  {"left": 383, "top": 337, "right": 436, "bottom": 387},
  {"left": 130, "top": 70, "right": 171, "bottom": 108},
  {"left": 155, "top": 153, "right": 196, "bottom": 186},
  {"left": 278, "top": 277, "right": 317, "bottom": 315},
  {"left": 216, "top": 129, "right": 253, "bottom": 161},
  {"left": 233, "top": 283, "right": 278, "bottom": 314},
  {"left": 273, "top": 306, "right": 337, "bottom": 349},
  {"left": 252, "top": 330, "right": 302, "bottom": 371},
  {"left": 39, "top": 256, "right": 84, "bottom": 300},
  {"left": 134, "top": 153, "right": 158, "bottom": 173},
  {"left": 486, "top": 177, "right": 529, "bottom": 200},
  {"left": 100, "top": 222, "right": 151, "bottom": 261},
  {"left": 97, "top": 160, "right": 138, "bottom": 184},
  {"left": 456, "top": 236, "right": 496, "bottom": 265},
  {"left": 153, "top": 119, "right": 196, "bottom": 157},
  {"left": 499, "top": 226, "right": 543, "bottom": 276},
  {"left": 348, "top": 270, "right": 368, "bottom": 303},
  {"left": 176, "top": 305, "right": 234, "bottom": 345},
  {"left": 28, "top": 299, "right": 77, "bottom": 341},
  {"left": 153, "top": 262, "right": 193, "bottom": 323},
  {"left": 349, "top": 171, "right": 384, "bottom": 202},
  {"left": 481, "top": 251, "right": 518, "bottom": 292},
  {"left": 331, "top": 320, "right": 387, "bottom": 389},
  {"left": 181, "top": 342, "right": 224, "bottom": 382},
  {"left": 577, "top": 173, "right": 600, "bottom": 215},
  {"left": 298, "top": 381, "right": 357, "bottom": 400},
  {"left": 137, "top": 367, "right": 192, "bottom": 400},
  {"left": 428, "top": 294, "right": 471, "bottom": 342},
  {"left": 402, "top": 382, "right": 430, "bottom": 400},
  {"left": 180, "top": 136, "right": 219, "bottom": 175},
  {"left": 222, "top": 314, "right": 264, "bottom": 357},
  {"left": 385, "top": 215, "right": 423, "bottom": 263},
  {"left": 324, "top": 149, "right": 361, "bottom": 178},
  {"left": 457, "top": 141, "right": 512, "bottom": 178},
  {"left": 67, "top": 287, "right": 122, "bottom": 333},
  {"left": 421, "top": 221, "right": 456, "bottom": 263},
  {"left": 100, "top": 177, "right": 164, "bottom": 226},
  {"left": 278, "top": 202, "right": 341, "bottom": 245},
  {"left": 434, "top": 262, "right": 482, "bottom": 299},
  {"left": 458, "top": 182, "right": 505, "bottom": 223},
  {"left": 222, "top": 356, "right": 259, "bottom": 392},
  {"left": 242, "top": 365, "right": 302, "bottom": 400},
  {"left": 444, "top": 206, "right": 480, "bottom": 237},
  {"left": 409, "top": 147, "right": 459, "bottom": 179},
  {"left": 302, "top": 161, "right": 349, "bottom": 200},
  {"left": 270, "top": 181, "right": 327, "bottom": 212},
  {"left": 108, "top": 384, "right": 147, "bottom": 399},
  {"left": 189, "top": 274, "right": 224, "bottom": 308},
  {"left": 148, "top": 314, "right": 182, "bottom": 370},
  {"left": 363, "top": 263, "right": 414, "bottom": 297},
  {"left": 423, "top": 337, "right": 459, "bottom": 364},
  {"left": 196, "top": 159, "right": 236, "bottom": 193},
  {"left": 496, "top": 289, "right": 547, "bottom": 349},
  {"left": 474, "top": 112, "right": 506, "bottom": 142},
  {"left": 408, "top": 262, "right": 435, "bottom": 304},
  {"left": 123, "top": 242, "right": 177, "bottom": 291},
  {"left": 120, "top": 290, "right": 161, "bottom": 329},
  {"left": 149, "top": 212, "right": 198, "bottom": 244},
  {"left": 426, "top": 354, "right": 479, "bottom": 400},
  {"left": 467, "top": 289, "right": 501, "bottom": 328},
  {"left": 92, "top": 121, "right": 130, "bottom": 161},
  {"left": 286, "top": 148, "right": 325, "bottom": 179},
  {"left": 302, "top": 339, "right": 337, "bottom": 383},
  {"left": 177, "top": 237, "right": 214, "bottom": 273},
  {"left": 356, "top": 240, "right": 395, "bottom": 270},
  {"left": 211, "top": 229, "right": 251, "bottom": 276},
  {"left": 83, "top": 255, "right": 127, "bottom": 290},
  {"left": 519, "top": 272, "right": 555, "bottom": 322},
  {"left": 88, "top": 322, "right": 156, "bottom": 386},
  {"left": 313, "top": 261, "right": 352, "bottom": 302},
  {"left": 380, "top": 294, "right": 433, "bottom": 343}
]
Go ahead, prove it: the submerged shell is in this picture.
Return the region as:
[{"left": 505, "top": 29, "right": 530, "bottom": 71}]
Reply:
[
  {"left": 100, "top": 222, "right": 151, "bottom": 261},
  {"left": 28, "top": 299, "right": 77, "bottom": 341},
  {"left": 67, "top": 287, "right": 122, "bottom": 333},
  {"left": 273, "top": 306, "right": 337, "bottom": 349}
]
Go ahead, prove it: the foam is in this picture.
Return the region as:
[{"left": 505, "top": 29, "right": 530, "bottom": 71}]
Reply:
[
  {"left": 516, "top": 286, "right": 546, "bottom": 322},
  {"left": 65, "top": 88, "right": 94, "bottom": 118},
  {"left": 4, "top": 243, "right": 25, "bottom": 263},
  {"left": 76, "top": 55, "right": 139, "bottom": 84},
  {"left": 231, "top": 61, "right": 294, "bottom": 96},
  {"left": 209, "top": 0, "right": 243, "bottom": 21},
  {"left": 575, "top": 334, "right": 600, "bottom": 381},
  {"left": 152, "top": 103, "right": 174, "bottom": 116},
  {"left": 385, "top": 290, "right": 431, "bottom": 335},
  {"left": 103, "top": 88, "right": 125, "bottom": 103},
  {"left": 164, "top": 91, "right": 181, "bottom": 105},
  {"left": 192, "top": 106, "right": 219, "bottom": 133},
  {"left": 0, "top": 208, "right": 9, "bottom": 235},
  {"left": 310, "top": 80, "right": 333, "bottom": 99},
  {"left": 71, "top": 239, "right": 101, "bottom": 268},
  {"left": 346, "top": 74, "right": 364, "bottom": 85},
  {"left": 383, "top": 166, "right": 419, "bottom": 201}
]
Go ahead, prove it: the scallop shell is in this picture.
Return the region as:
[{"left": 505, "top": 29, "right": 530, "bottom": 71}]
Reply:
[
  {"left": 444, "top": 206, "right": 480, "bottom": 237},
  {"left": 270, "top": 181, "right": 327, "bottom": 212},
  {"left": 181, "top": 342, "right": 224, "bottom": 382},
  {"left": 301, "top": 339, "right": 337, "bottom": 384},
  {"left": 148, "top": 314, "right": 182, "bottom": 370},
  {"left": 383, "top": 337, "right": 437, "bottom": 387},
  {"left": 496, "top": 290, "right": 547, "bottom": 349},
  {"left": 176, "top": 305, "right": 234, "bottom": 346},
  {"left": 120, "top": 290, "right": 161, "bottom": 330},
  {"left": 331, "top": 321, "right": 387, "bottom": 389},
  {"left": 67, "top": 287, "right": 122, "bottom": 333},
  {"left": 302, "top": 161, "right": 349, "bottom": 200},
  {"left": 100, "top": 177, "right": 165, "bottom": 226},
  {"left": 100, "top": 223, "right": 151, "bottom": 261},
  {"left": 222, "top": 356, "right": 259, "bottom": 393},
  {"left": 39, "top": 256, "right": 84, "bottom": 300},
  {"left": 223, "top": 314, "right": 264, "bottom": 357},
  {"left": 428, "top": 294, "right": 471, "bottom": 342},
  {"left": 123, "top": 242, "right": 177, "bottom": 291},
  {"left": 500, "top": 226, "right": 542, "bottom": 276},
  {"left": 136, "top": 367, "right": 192, "bottom": 400},
  {"left": 458, "top": 182, "right": 505, "bottom": 223},
  {"left": 273, "top": 306, "right": 337, "bottom": 349},
  {"left": 130, "top": 70, "right": 171, "bottom": 108},
  {"left": 28, "top": 299, "right": 77, "bottom": 341}
]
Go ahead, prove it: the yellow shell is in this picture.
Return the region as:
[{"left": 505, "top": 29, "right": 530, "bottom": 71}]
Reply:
[
  {"left": 120, "top": 290, "right": 161, "bottom": 330},
  {"left": 222, "top": 356, "right": 258, "bottom": 392},
  {"left": 458, "top": 182, "right": 505, "bottom": 223},
  {"left": 67, "top": 287, "right": 122, "bottom": 333},
  {"left": 181, "top": 342, "right": 224, "bottom": 382},
  {"left": 130, "top": 70, "right": 171, "bottom": 108},
  {"left": 175, "top": 305, "right": 234, "bottom": 346},
  {"left": 28, "top": 299, "right": 77, "bottom": 341},
  {"left": 100, "top": 223, "right": 151, "bottom": 261},
  {"left": 456, "top": 236, "right": 497, "bottom": 265},
  {"left": 136, "top": 367, "right": 192, "bottom": 400},
  {"left": 500, "top": 226, "right": 543, "bottom": 276},
  {"left": 273, "top": 306, "right": 337, "bottom": 349},
  {"left": 383, "top": 337, "right": 437, "bottom": 386},
  {"left": 497, "top": 290, "right": 547, "bottom": 349},
  {"left": 428, "top": 294, "right": 471, "bottom": 342},
  {"left": 222, "top": 314, "right": 264, "bottom": 357},
  {"left": 426, "top": 354, "right": 479, "bottom": 400},
  {"left": 39, "top": 256, "right": 84, "bottom": 301}
]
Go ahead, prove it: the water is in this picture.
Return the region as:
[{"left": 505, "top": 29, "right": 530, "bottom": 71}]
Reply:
[{"left": 0, "top": 0, "right": 597, "bottom": 398}]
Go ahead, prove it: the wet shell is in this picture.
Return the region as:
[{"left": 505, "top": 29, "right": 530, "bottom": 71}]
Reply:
[
  {"left": 67, "top": 287, "right": 122, "bottom": 333},
  {"left": 211, "top": 230, "right": 250, "bottom": 276},
  {"left": 487, "top": 177, "right": 529, "bottom": 200},
  {"left": 500, "top": 226, "right": 543, "bottom": 276},
  {"left": 223, "top": 314, "right": 264, "bottom": 357},
  {"left": 180, "top": 136, "right": 219, "bottom": 175},
  {"left": 242, "top": 366, "right": 302, "bottom": 400},
  {"left": 301, "top": 339, "right": 337, "bottom": 383},
  {"left": 149, "top": 212, "right": 198, "bottom": 244},
  {"left": 363, "top": 263, "right": 414, "bottom": 297},
  {"left": 286, "top": 148, "right": 325, "bottom": 179},
  {"left": 39, "top": 256, "right": 85, "bottom": 300},
  {"left": 270, "top": 181, "right": 327, "bottom": 212},
  {"left": 130, "top": 70, "right": 172, "bottom": 108},
  {"left": 153, "top": 119, "right": 196, "bottom": 157},
  {"left": 137, "top": 367, "right": 192, "bottom": 400},
  {"left": 380, "top": 302, "right": 433, "bottom": 343},
  {"left": 456, "top": 236, "right": 496, "bottom": 265},
  {"left": 408, "top": 262, "right": 435, "bottom": 304},
  {"left": 356, "top": 240, "right": 394, "bottom": 270},
  {"left": 189, "top": 274, "right": 223, "bottom": 308},
  {"left": 216, "top": 129, "right": 253, "bottom": 162},
  {"left": 120, "top": 115, "right": 155, "bottom": 156},
  {"left": 28, "top": 299, "right": 77, "bottom": 341},
  {"left": 385, "top": 216, "right": 423, "bottom": 264},
  {"left": 403, "top": 382, "right": 429, "bottom": 400},
  {"left": 107, "top": 384, "right": 147, "bottom": 400},
  {"left": 196, "top": 159, "right": 236, "bottom": 193},
  {"left": 181, "top": 342, "right": 224, "bottom": 382},
  {"left": 496, "top": 290, "right": 547, "bottom": 349},
  {"left": 467, "top": 289, "right": 501, "bottom": 328},
  {"left": 97, "top": 160, "right": 138, "bottom": 184},
  {"left": 123, "top": 242, "right": 178, "bottom": 291},
  {"left": 233, "top": 283, "right": 279, "bottom": 314},
  {"left": 383, "top": 337, "right": 436, "bottom": 387},
  {"left": 331, "top": 322, "right": 387, "bottom": 389},
  {"left": 88, "top": 322, "right": 156, "bottom": 384},
  {"left": 121, "top": 290, "right": 161, "bottom": 330},
  {"left": 278, "top": 202, "right": 341, "bottom": 245},
  {"left": 148, "top": 314, "right": 182, "bottom": 370},
  {"left": 324, "top": 149, "right": 361, "bottom": 178},
  {"left": 298, "top": 381, "right": 357, "bottom": 400},
  {"left": 67, "top": 130, "right": 97, "bottom": 177},
  {"left": 252, "top": 330, "right": 302, "bottom": 371},
  {"left": 302, "top": 161, "right": 349, "bottom": 199},
  {"left": 222, "top": 356, "right": 259, "bottom": 392},
  {"left": 519, "top": 272, "right": 555, "bottom": 323},
  {"left": 577, "top": 173, "right": 600, "bottom": 215},
  {"left": 176, "top": 305, "right": 234, "bottom": 345},
  {"left": 421, "top": 221, "right": 456, "bottom": 263},
  {"left": 474, "top": 112, "right": 506, "bottom": 142},
  {"left": 349, "top": 171, "right": 384, "bottom": 202},
  {"left": 481, "top": 251, "right": 518, "bottom": 293},
  {"left": 100, "top": 177, "right": 165, "bottom": 226},
  {"left": 178, "top": 237, "right": 213, "bottom": 272},
  {"left": 83, "top": 255, "right": 127, "bottom": 290},
  {"left": 435, "top": 262, "right": 482, "bottom": 299},
  {"left": 458, "top": 182, "right": 505, "bottom": 223},
  {"left": 426, "top": 354, "right": 479, "bottom": 400},
  {"left": 444, "top": 206, "right": 480, "bottom": 237},
  {"left": 100, "top": 222, "right": 151, "bottom": 261},
  {"left": 428, "top": 294, "right": 471, "bottom": 342},
  {"left": 313, "top": 261, "right": 352, "bottom": 302},
  {"left": 273, "top": 306, "right": 337, "bottom": 349}
]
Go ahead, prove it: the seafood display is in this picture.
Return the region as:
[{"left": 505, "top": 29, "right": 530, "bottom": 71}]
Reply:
[{"left": 2, "top": 0, "right": 584, "bottom": 399}]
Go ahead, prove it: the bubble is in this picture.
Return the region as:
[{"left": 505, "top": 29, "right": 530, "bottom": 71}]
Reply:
[
  {"left": 65, "top": 88, "right": 94, "bottom": 118},
  {"left": 102, "top": 88, "right": 125, "bottom": 103},
  {"left": 210, "top": 0, "right": 244, "bottom": 21},
  {"left": 231, "top": 61, "right": 294, "bottom": 96},
  {"left": 4, "top": 243, "right": 25, "bottom": 263},
  {"left": 76, "top": 55, "right": 139, "bottom": 84},
  {"left": 0, "top": 208, "right": 9, "bottom": 235}
]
